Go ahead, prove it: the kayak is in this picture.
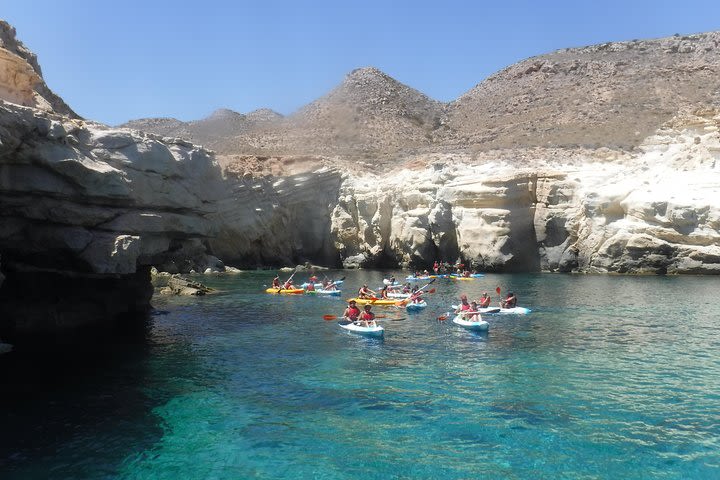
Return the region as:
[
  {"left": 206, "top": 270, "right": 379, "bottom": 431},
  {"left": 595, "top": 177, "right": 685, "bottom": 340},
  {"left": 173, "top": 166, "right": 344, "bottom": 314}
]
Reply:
[
  {"left": 387, "top": 292, "right": 410, "bottom": 299},
  {"left": 265, "top": 287, "right": 304, "bottom": 294},
  {"left": 450, "top": 276, "right": 475, "bottom": 281},
  {"left": 306, "top": 289, "right": 342, "bottom": 296},
  {"left": 383, "top": 279, "right": 399, "bottom": 285},
  {"left": 406, "top": 301, "right": 428, "bottom": 311},
  {"left": 451, "top": 305, "right": 531, "bottom": 314},
  {"left": 405, "top": 276, "right": 433, "bottom": 281},
  {"left": 301, "top": 280, "right": 343, "bottom": 288},
  {"left": 452, "top": 314, "right": 489, "bottom": 331},
  {"left": 338, "top": 321, "right": 384, "bottom": 337},
  {"left": 347, "top": 297, "right": 399, "bottom": 306}
]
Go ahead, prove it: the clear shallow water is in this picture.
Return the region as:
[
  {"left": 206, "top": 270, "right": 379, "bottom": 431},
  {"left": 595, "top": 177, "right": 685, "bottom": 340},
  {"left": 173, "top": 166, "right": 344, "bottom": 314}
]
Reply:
[{"left": 2, "top": 271, "right": 720, "bottom": 479}]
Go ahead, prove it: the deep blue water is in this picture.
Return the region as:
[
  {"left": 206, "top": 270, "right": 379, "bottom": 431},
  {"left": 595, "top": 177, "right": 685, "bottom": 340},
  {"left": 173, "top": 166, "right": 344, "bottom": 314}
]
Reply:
[{"left": 1, "top": 271, "right": 720, "bottom": 479}]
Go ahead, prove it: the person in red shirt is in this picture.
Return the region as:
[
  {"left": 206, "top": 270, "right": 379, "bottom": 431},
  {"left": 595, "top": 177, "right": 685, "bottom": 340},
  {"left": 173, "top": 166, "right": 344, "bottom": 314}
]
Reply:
[
  {"left": 455, "top": 294, "right": 471, "bottom": 313},
  {"left": 359, "top": 305, "right": 376, "bottom": 327},
  {"left": 343, "top": 300, "right": 361, "bottom": 322},
  {"left": 501, "top": 292, "right": 517, "bottom": 309},
  {"left": 479, "top": 292, "right": 491, "bottom": 308}
]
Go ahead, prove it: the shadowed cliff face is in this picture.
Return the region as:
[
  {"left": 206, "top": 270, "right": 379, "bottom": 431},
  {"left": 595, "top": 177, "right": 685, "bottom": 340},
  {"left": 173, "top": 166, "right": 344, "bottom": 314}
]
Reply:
[{"left": 0, "top": 100, "right": 228, "bottom": 338}]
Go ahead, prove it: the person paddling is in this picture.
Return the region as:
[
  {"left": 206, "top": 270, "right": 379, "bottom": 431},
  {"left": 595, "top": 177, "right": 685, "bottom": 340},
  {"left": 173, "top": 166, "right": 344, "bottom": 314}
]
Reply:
[
  {"left": 479, "top": 292, "right": 491, "bottom": 308},
  {"left": 379, "top": 285, "right": 389, "bottom": 299},
  {"left": 343, "top": 300, "right": 361, "bottom": 322},
  {"left": 358, "top": 284, "right": 375, "bottom": 299},
  {"left": 359, "top": 304, "right": 377, "bottom": 327},
  {"left": 500, "top": 292, "right": 517, "bottom": 309},
  {"left": 455, "top": 294, "right": 471, "bottom": 313},
  {"left": 271, "top": 275, "right": 281, "bottom": 289}
]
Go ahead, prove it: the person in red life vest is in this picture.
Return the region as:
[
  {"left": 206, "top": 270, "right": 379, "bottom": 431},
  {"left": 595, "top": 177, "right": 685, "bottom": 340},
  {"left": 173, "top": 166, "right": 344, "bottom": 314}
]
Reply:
[
  {"left": 305, "top": 282, "right": 315, "bottom": 292},
  {"left": 479, "top": 292, "right": 491, "bottom": 308},
  {"left": 308, "top": 272, "right": 318, "bottom": 284},
  {"left": 271, "top": 276, "right": 281, "bottom": 288},
  {"left": 411, "top": 291, "right": 423, "bottom": 304},
  {"left": 283, "top": 279, "right": 295, "bottom": 290},
  {"left": 466, "top": 301, "right": 481, "bottom": 321},
  {"left": 343, "top": 300, "right": 361, "bottom": 322},
  {"left": 358, "top": 284, "right": 375, "bottom": 299},
  {"left": 323, "top": 280, "right": 337, "bottom": 291},
  {"left": 455, "top": 294, "right": 471, "bottom": 314},
  {"left": 501, "top": 292, "right": 517, "bottom": 309},
  {"left": 433, "top": 261, "right": 439, "bottom": 274},
  {"left": 359, "top": 304, "right": 376, "bottom": 327}
]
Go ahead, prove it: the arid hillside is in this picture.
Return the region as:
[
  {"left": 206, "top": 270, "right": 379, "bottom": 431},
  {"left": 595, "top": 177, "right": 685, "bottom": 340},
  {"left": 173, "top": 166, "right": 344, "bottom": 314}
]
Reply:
[{"left": 121, "top": 32, "right": 720, "bottom": 164}]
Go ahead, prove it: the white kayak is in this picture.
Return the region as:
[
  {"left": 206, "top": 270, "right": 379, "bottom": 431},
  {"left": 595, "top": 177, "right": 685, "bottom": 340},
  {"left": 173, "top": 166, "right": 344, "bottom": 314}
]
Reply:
[
  {"left": 451, "top": 305, "right": 531, "bottom": 314},
  {"left": 388, "top": 292, "right": 410, "bottom": 299},
  {"left": 452, "top": 314, "right": 489, "bottom": 331},
  {"left": 338, "top": 321, "right": 384, "bottom": 337},
  {"left": 405, "top": 301, "right": 428, "bottom": 311},
  {"left": 383, "top": 279, "right": 399, "bottom": 285},
  {"left": 307, "top": 289, "right": 341, "bottom": 296},
  {"left": 301, "top": 280, "right": 344, "bottom": 288}
]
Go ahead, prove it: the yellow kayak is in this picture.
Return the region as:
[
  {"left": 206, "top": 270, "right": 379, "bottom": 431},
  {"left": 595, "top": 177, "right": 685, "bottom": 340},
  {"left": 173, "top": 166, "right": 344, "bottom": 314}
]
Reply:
[
  {"left": 346, "top": 297, "right": 399, "bottom": 306},
  {"left": 265, "top": 287, "right": 304, "bottom": 294}
]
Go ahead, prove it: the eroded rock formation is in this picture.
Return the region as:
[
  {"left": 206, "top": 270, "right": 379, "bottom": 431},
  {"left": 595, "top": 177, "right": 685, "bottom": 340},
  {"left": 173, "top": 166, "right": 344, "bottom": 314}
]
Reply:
[{"left": 0, "top": 100, "right": 227, "bottom": 336}]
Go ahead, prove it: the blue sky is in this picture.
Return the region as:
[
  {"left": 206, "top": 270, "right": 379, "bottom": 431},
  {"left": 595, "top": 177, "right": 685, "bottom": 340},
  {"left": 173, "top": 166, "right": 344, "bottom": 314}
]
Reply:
[{"left": 3, "top": 0, "right": 720, "bottom": 125}]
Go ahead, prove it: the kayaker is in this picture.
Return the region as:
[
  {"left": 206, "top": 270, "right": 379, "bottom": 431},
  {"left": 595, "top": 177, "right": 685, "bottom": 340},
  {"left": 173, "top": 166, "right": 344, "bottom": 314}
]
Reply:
[
  {"left": 271, "top": 276, "right": 281, "bottom": 288},
  {"left": 323, "top": 280, "right": 337, "bottom": 291},
  {"left": 360, "top": 305, "right": 376, "bottom": 327},
  {"left": 305, "top": 282, "right": 315, "bottom": 292},
  {"left": 501, "top": 292, "right": 517, "bottom": 309},
  {"left": 402, "top": 282, "right": 411, "bottom": 294},
  {"left": 467, "top": 301, "right": 480, "bottom": 321},
  {"left": 455, "top": 294, "right": 471, "bottom": 313},
  {"left": 343, "top": 300, "right": 361, "bottom": 322},
  {"left": 479, "top": 292, "right": 491, "bottom": 308},
  {"left": 433, "top": 261, "right": 439, "bottom": 274},
  {"left": 308, "top": 272, "right": 318, "bottom": 284},
  {"left": 358, "top": 284, "right": 376, "bottom": 299},
  {"left": 389, "top": 275, "right": 396, "bottom": 285},
  {"left": 379, "top": 285, "right": 389, "bottom": 299},
  {"left": 283, "top": 280, "right": 295, "bottom": 290},
  {"left": 411, "top": 291, "right": 423, "bottom": 304}
]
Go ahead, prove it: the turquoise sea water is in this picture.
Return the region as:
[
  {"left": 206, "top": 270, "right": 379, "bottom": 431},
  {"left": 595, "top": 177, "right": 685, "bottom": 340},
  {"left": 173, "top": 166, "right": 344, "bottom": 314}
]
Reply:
[{"left": 1, "top": 271, "right": 720, "bottom": 479}]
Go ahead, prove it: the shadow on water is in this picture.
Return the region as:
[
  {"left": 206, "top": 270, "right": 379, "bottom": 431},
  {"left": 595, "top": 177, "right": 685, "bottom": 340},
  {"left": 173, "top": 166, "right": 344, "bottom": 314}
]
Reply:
[{"left": 0, "top": 310, "right": 199, "bottom": 478}]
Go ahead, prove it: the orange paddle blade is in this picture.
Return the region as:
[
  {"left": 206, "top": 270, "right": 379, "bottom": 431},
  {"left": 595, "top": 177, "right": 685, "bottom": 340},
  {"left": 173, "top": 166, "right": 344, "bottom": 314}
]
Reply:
[
  {"left": 428, "top": 288, "right": 436, "bottom": 294},
  {"left": 495, "top": 286, "right": 501, "bottom": 294},
  {"left": 323, "top": 315, "right": 337, "bottom": 321}
]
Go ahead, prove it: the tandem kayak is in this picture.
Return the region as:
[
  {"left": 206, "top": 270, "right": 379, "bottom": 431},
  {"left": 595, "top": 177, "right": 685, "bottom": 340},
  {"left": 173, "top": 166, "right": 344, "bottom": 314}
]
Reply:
[
  {"left": 451, "top": 305, "right": 530, "bottom": 314},
  {"left": 347, "top": 297, "right": 399, "bottom": 306},
  {"left": 265, "top": 287, "right": 305, "bottom": 294},
  {"left": 405, "top": 301, "right": 428, "bottom": 311},
  {"left": 452, "top": 314, "right": 489, "bottom": 331},
  {"left": 338, "top": 321, "right": 384, "bottom": 337}
]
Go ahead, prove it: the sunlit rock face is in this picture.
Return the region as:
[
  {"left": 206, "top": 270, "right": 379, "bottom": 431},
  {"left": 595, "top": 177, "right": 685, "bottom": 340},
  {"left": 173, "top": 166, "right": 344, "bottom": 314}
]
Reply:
[{"left": 327, "top": 110, "right": 720, "bottom": 274}]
